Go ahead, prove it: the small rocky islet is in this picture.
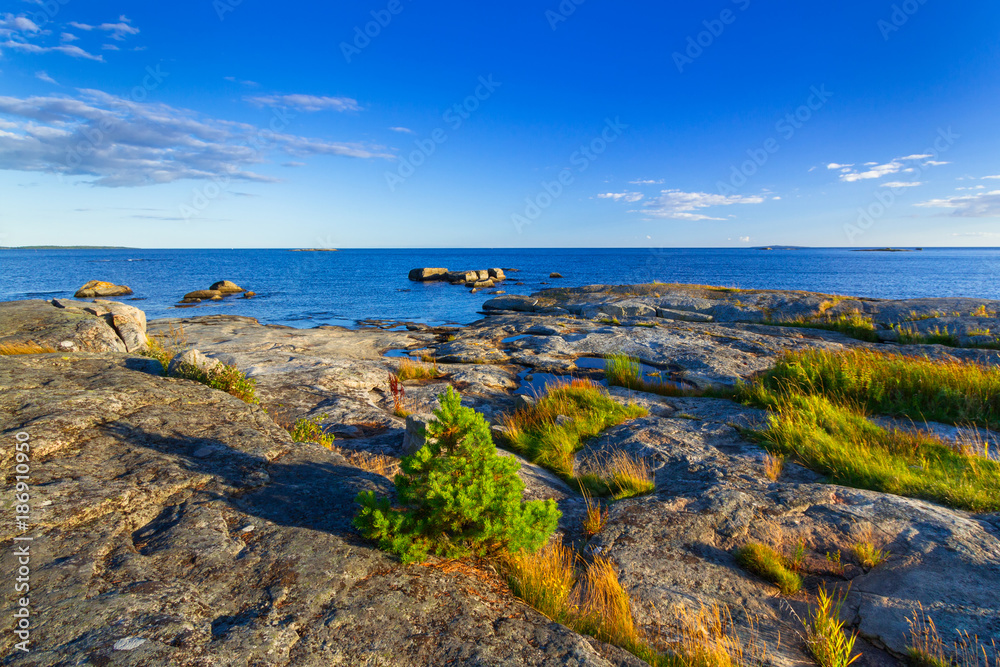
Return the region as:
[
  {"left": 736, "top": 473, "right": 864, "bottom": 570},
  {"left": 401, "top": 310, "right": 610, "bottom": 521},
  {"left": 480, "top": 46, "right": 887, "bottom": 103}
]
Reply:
[{"left": 1, "top": 282, "right": 999, "bottom": 665}]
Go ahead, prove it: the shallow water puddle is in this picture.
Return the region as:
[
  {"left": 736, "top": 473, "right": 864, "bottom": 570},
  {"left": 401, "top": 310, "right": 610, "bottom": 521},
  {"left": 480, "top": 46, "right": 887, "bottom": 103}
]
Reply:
[{"left": 574, "top": 356, "right": 688, "bottom": 392}]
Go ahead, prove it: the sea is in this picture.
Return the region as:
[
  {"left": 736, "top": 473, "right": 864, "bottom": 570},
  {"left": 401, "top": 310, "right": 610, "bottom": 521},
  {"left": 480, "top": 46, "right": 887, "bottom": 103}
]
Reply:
[{"left": 1, "top": 247, "right": 998, "bottom": 329}]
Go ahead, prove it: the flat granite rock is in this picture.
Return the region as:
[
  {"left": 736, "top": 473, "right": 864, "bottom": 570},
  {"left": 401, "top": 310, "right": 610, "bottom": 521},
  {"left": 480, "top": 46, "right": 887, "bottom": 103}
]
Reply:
[
  {"left": 0, "top": 299, "right": 147, "bottom": 353},
  {"left": 0, "top": 354, "right": 633, "bottom": 667}
]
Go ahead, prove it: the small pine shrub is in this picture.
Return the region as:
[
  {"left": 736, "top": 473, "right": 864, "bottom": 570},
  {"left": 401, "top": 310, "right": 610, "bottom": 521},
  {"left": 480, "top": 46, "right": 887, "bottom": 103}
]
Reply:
[{"left": 354, "top": 387, "right": 561, "bottom": 564}]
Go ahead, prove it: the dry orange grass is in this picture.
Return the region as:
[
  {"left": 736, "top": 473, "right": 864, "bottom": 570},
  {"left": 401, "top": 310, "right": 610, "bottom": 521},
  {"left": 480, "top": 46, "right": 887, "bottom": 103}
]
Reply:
[
  {"left": 763, "top": 454, "right": 784, "bottom": 481},
  {"left": 397, "top": 357, "right": 443, "bottom": 381},
  {"left": 581, "top": 487, "right": 609, "bottom": 537},
  {"left": 0, "top": 341, "right": 57, "bottom": 355}
]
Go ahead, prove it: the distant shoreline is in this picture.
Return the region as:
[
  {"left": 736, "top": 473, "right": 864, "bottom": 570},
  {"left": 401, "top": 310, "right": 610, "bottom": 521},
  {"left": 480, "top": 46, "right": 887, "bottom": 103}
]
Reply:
[{"left": 0, "top": 245, "right": 137, "bottom": 250}]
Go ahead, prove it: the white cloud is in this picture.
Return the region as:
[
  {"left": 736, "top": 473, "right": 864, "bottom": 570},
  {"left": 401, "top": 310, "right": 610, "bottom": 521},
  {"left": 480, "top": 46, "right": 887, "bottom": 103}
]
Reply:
[
  {"left": 245, "top": 94, "right": 360, "bottom": 112},
  {"left": 68, "top": 17, "right": 139, "bottom": 41},
  {"left": 628, "top": 178, "right": 664, "bottom": 185},
  {"left": 0, "top": 39, "right": 104, "bottom": 61},
  {"left": 101, "top": 44, "right": 120, "bottom": 51},
  {"left": 598, "top": 192, "right": 644, "bottom": 203},
  {"left": 882, "top": 181, "right": 924, "bottom": 188},
  {"left": 739, "top": 236, "right": 750, "bottom": 242},
  {"left": 0, "top": 89, "right": 392, "bottom": 187},
  {"left": 34, "top": 71, "right": 56, "bottom": 84},
  {"left": 388, "top": 126, "right": 413, "bottom": 133},
  {"left": 60, "top": 32, "right": 78, "bottom": 42},
  {"left": 916, "top": 190, "right": 1000, "bottom": 217},
  {"left": 836, "top": 153, "right": 949, "bottom": 183},
  {"left": 956, "top": 185, "right": 986, "bottom": 191},
  {"left": 982, "top": 175, "right": 1000, "bottom": 180},
  {"left": 640, "top": 189, "right": 766, "bottom": 221},
  {"left": 952, "top": 232, "right": 1000, "bottom": 237},
  {"left": 224, "top": 76, "right": 259, "bottom": 87},
  {"left": 827, "top": 163, "right": 853, "bottom": 169}
]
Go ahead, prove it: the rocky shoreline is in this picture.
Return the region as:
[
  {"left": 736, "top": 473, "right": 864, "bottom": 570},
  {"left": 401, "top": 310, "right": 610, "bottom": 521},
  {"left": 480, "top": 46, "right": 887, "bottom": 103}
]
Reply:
[{"left": 2, "top": 284, "right": 999, "bottom": 666}]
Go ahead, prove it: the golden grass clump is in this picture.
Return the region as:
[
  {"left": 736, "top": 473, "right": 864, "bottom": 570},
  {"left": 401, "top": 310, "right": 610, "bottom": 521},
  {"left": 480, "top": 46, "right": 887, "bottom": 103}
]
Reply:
[
  {"left": 581, "top": 487, "right": 609, "bottom": 537},
  {"left": 503, "top": 542, "right": 577, "bottom": 621},
  {"left": 804, "top": 585, "right": 861, "bottom": 667},
  {"left": 907, "top": 603, "right": 998, "bottom": 667},
  {"left": 0, "top": 341, "right": 57, "bottom": 355},
  {"left": 763, "top": 454, "right": 784, "bottom": 481},
  {"left": 658, "top": 603, "right": 769, "bottom": 667},
  {"left": 397, "top": 357, "right": 443, "bottom": 381},
  {"left": 850, "top": 525, "right": 889, "bottom": 570},
  {"left": 581, "top": 449, "right": 656, "bottom": 499}
]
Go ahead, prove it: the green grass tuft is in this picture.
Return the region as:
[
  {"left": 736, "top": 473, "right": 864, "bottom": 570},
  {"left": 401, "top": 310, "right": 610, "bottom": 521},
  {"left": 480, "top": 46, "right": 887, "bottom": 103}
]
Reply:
[{"left": 734, "top": 542, "right": 802, "bottom": 595}]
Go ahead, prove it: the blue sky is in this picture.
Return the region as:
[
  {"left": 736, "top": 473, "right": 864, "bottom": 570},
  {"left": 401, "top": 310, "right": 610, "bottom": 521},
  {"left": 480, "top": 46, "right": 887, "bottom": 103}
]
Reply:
[{"left": 1, "top": 0, "right": 999, "bottom": 248}]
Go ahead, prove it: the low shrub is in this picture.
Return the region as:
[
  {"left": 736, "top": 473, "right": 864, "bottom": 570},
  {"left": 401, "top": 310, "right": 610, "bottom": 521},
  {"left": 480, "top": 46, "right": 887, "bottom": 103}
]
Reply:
[
  {"left": 397, "top": 357, "right": 443, "bottom": 381},
  {"left": 173, "top": 361, "right": 259, "bottom": 405},
  {"left": 288, "top": 414, "right": 335, "bottom": 448},
  {"left": 354, "top": 387, "right": 561, "bottom": 564}
]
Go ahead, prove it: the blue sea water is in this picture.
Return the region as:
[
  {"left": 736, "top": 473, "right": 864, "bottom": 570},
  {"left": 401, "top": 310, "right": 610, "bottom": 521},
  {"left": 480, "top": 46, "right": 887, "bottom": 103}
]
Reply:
[{"left": 1, "top": 248, "right": 998, "bottom": 328}]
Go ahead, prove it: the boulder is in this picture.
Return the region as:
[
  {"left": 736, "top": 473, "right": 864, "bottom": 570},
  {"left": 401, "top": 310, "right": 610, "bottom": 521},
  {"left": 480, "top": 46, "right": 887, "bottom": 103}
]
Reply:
[
  {"left": 447, "top": 270, "right": 480, "bottom": 284},
  {"left": 209, "top": 280, "right": 245, "bottom": 293},
  {"left": 402, "top": 412, "right": 435, "bottom": 456},
  {"left": 167, "top": 348, "right": 222, "bottom": 376},
  {"left": 242, "top": 291, "right": 256, "bottom": 299},
  {"left": 482, "top": 295, "right": 540, "bottom": 312},
  {"left": 488, "top": 268, "right": 506, "bottom": 281},
  {"left": 407, "top": 268, "right": 449, "bottom": 282},
  {"left": 549, "top": 272, "right": 563, "bottom": 279},
  {"left": 0, "top": 299, "right": 147, "bottom": 353},
  {"left": 74, "top": 280, "right": 133, "bottom": 298},
  {"left": 472, "top": 280, "right": 495, "bottom": 289}
]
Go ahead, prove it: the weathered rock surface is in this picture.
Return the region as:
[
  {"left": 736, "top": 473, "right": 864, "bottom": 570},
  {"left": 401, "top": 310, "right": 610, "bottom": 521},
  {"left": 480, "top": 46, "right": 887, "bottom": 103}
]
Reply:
[
  {"left": 73, "top": 280, "right": 133, "bottom": 298},
  {"left": 182, "top": 289, "right": 223, "bottom": 301},
  {"left": 0, "top": 299, "right": 147, "bottom": 353},
  {"left": 408, "top": 268, "right": 509, "bottom": 287},
  {"left": 0, "top": 354, "right": 632, "bottom": 666},
  {"left": 482, "top": 283, "right": 1000, "bottom": 349},
  {"left": 5, "top": 283, "right": 1000, "bottom": 667}
]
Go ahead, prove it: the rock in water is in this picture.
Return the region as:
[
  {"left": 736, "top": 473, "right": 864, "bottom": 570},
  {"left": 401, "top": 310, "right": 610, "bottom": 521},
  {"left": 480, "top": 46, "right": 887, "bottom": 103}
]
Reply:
[
  {"left": 182, "top": 290, "right": 223, "bottom": 301},
  {"left": 549, "top": 272, "right": 563, "bottom": 279},
  {"left": 209, "top": 280, "right": 245, "bottom": 293},
  {"left": 167, "top": 349, "right": 222, "bottom": 376},
  {"left": 488, "top": 268, "right": 506, "bottom": 281},
  {"left": 74, "top": 280, "right": 133, "bottom": 298},
  {"left": 408, "top": 268, "right": 450, "bottom": 282}
]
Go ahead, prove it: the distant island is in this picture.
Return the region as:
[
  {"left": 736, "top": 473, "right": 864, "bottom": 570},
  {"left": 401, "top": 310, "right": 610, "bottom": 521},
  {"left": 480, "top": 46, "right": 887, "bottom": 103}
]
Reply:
[
  {"left": 852, "top": 247, "right": 921, "bottom": 252},
  {"left": 0, "top": 245, "right": 136, "bottom": 250},
  {"left": 289, "top": 248, "right": 339, "bottom": 252},
  {"left": 753, "top": 246, "right": 807, "bottom": 251}
]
